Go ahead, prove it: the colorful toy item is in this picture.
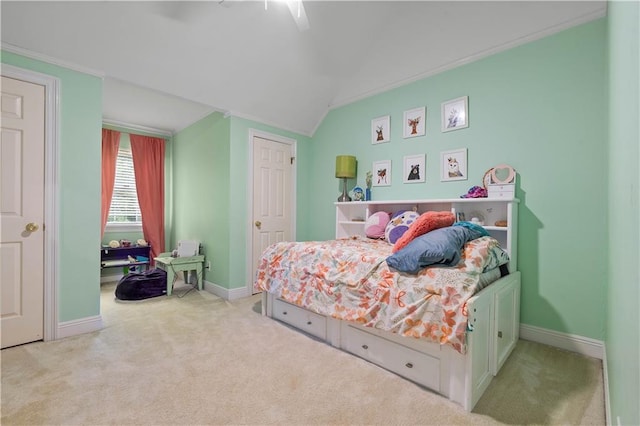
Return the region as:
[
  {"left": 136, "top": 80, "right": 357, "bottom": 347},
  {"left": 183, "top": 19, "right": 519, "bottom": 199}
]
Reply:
[
  {"left": 352, "top": 186, "right": 364, "bottom": 201},
  {"left": 385, "top": 210, "right": 420, "bottom": 244},
  {"left": 460, "top": 185, "right": 488, "bottom": 198},
  {"left": 364, "top": 211, "right": 391, "bottom": 239}
]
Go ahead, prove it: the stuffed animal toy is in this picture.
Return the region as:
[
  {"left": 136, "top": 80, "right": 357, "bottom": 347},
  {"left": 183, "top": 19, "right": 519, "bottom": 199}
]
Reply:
[
  {"left": 364, "top": 211, "right": 391, "bottom": 239},
  {"left": 385, "top": 210, "right": 420, "bottom": 244}
]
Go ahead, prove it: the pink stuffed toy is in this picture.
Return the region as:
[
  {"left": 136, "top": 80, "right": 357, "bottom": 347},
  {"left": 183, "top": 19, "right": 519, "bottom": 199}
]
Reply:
[
  {"left": 364, "top": 211, "right": 391, "bottom": 239},
  {"left": 392, "top": 211, "right": 455, "bottom": 252}
]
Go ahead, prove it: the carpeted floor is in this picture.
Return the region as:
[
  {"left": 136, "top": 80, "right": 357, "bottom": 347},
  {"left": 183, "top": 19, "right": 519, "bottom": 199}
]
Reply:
[{"left": 1, "top": 282, "right": 605, "bottom": 425}]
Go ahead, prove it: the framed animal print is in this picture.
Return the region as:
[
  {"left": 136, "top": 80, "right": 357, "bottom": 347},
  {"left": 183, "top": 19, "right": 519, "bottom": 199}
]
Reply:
[
  {"left": 441, "top": 96, "right": 469, "bottom": 132},
  {"left": 440, "top": 148, "right": 467, "bottom": 182},
  {"left": 403, "top": 107, "right": 426, "bottom": 138},
  {"left": 403, "top": 154, "right": 426, "bottom": 183},
  {"left": 372, "top": 160, "right": 391, "bottom": 186},
  {"left": 371, "top": 115, "right": 390, "bottom": 144}
]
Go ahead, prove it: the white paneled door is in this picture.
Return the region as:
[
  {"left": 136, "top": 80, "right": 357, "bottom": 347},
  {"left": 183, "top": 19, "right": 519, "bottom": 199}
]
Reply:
[
  {"left": 1, "top": 76, "right": 45, "bottom": 348},
  {"left": 251, "top": 136, "right": 293, "bottom": 293}
]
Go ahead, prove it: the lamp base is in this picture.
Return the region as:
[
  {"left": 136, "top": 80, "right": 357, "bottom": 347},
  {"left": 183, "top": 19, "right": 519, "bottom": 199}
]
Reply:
[{"left": 337, "top": 178, "right": 352, "bottom": 202}]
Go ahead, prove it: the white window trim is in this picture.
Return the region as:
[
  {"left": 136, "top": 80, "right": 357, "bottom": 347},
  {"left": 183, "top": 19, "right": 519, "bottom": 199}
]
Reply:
[{"left": 104, "top": 222, "right": 143, "bottom": 233}]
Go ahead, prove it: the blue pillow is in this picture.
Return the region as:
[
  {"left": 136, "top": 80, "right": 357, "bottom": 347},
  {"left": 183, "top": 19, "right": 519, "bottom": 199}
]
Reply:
[
  {"left": 453, "top": 221, "right": 489, "bottom": 237},
  {"left": 386, "top": 226, "right": 485, "bottom": 274}
]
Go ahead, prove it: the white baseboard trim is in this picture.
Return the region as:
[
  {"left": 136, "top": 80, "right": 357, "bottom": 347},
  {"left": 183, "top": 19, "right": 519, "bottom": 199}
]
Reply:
[
  {"left": 602, "top": 345, "right": 611, "bottom": 426},
  {"left": 57, "top": 315, "right": 103, "bottom": 340},
  {"left": 520, "top": 323, "right": 604, "bottom": 360},
  {"left": 203, "top": 280, "right": 251, "bottom": 300}
]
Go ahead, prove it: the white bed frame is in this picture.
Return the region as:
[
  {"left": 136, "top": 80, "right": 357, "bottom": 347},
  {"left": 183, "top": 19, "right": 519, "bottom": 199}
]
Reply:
[{"left": 260, "top": 198, "right": 520, "bottom": 411}]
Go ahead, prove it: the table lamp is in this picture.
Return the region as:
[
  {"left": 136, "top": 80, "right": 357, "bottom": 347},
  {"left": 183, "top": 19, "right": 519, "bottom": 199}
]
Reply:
[{"left": 335, "top": 155, "right": 356, "bottom": 202}]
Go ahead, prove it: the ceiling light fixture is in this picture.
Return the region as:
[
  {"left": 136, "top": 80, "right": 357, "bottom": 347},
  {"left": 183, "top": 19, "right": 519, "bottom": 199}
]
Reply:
[
  {"left": 285, "top": 0, "right": 309, "bottom": 31},
  {"left": 262, "top": 0, "right": 309, "bottom": 31}
]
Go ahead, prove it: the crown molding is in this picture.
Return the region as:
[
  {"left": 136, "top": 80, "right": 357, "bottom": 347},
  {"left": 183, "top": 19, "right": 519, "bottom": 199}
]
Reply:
[
  {"left": 1, "top": 43, "right": 105, "bottom": 78},
  {"left": 309, "top": 108, "right": 329, "bottom": 137},
  {"left": 102, "top": 119, "right": 173, "bottom": 138},
  {"left": 328, "top": 7, "right": 607, "bottom": 110},
  {"left": 227, "top": 110, "right": 312, "bottom": 138},
  {"left": 173, "top": 108, "right": 227, "bottom": 134}
]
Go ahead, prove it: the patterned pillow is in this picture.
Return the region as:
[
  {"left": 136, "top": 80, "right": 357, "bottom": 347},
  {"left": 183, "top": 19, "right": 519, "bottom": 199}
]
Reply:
[
  {"left": 365, "top": 211, "right": 391, "bottom": 239},
  {"left": 385, "top": 210, "right": 420, "bottom": 244},
  {"left": 392, "top": 211, "right": 455, "bottom": 253}
]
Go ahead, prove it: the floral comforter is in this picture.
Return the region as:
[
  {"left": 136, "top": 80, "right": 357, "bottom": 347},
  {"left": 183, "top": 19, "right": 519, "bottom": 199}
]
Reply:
[{"left": 254, "top": 236, "right": 504, "bottom": 354}]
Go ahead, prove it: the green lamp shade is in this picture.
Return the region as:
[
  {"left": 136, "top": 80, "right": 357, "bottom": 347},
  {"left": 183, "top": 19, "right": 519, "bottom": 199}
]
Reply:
[{"left": 335, "top": 155, "right": 356, "bottom": 178}]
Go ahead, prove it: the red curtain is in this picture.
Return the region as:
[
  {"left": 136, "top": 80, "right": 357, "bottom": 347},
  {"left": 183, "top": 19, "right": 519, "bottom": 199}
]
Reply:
[
  {"left": 130, "top": 134, "right": 165, "bottom": 260},
  {"left": 101, "top": 129, "right": 121, "bottom": 237}
]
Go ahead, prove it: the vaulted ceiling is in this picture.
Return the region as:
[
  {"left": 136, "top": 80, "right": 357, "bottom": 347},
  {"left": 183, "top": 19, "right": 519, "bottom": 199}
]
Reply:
[{"left": 1, "top": 1, "right": 606, "bottom": 136}]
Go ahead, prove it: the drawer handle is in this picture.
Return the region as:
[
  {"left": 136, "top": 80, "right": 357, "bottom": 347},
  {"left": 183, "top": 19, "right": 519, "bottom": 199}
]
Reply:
[
  {"left": 362, "top": 344, "right": 368, "bottom": 350},
  {"left": 498, "top": 331, "right": 503, "bottom": 338},
  {"left": 405, "top": 362, "right": 414, "bottom": 369},
  {"left": 307, "top": 321, "right": 312, "bottom": 325},
  {"left": 282, "top": 311, "right": 287, "bottom": 315}
]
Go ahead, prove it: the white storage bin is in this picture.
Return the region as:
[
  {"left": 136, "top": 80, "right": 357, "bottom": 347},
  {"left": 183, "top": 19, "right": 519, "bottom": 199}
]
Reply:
[{"left": 488, "top": 184, "right": 515, "bottom": 199}]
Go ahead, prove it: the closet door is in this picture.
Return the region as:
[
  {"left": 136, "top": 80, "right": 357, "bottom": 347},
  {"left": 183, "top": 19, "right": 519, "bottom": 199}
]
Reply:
[
  {"left": 251, "top": 136, "right": 293, "bottom": 293},
  {"left": 1, "top": 76, "right": 45, "bottom": 348}
]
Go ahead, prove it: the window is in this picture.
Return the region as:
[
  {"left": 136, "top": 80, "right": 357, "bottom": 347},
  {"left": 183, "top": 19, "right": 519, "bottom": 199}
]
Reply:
[{"left": 107, "top": 146, "right": 142, "bottom": 231}]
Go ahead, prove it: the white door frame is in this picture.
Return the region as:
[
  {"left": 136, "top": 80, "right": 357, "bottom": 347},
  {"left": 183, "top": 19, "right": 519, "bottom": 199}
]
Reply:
[
  {"left": 246, "top": 129, "right": 297, "bottom": 296},
  {"left": 2, "top": 64, "right": 60, "bottom": 342}
]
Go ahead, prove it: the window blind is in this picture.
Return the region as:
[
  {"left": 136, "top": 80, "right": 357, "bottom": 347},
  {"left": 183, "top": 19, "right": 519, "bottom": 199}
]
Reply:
[{"left": 108, "top": 147, "right": 142, "bottom": 223}]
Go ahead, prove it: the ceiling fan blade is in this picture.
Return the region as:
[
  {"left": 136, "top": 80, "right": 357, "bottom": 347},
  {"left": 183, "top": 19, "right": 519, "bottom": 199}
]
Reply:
[{"left": 286, "top": 0, "right": 310, "bottom": 31}]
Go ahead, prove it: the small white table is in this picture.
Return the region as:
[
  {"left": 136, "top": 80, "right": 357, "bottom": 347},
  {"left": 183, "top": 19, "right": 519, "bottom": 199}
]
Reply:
[{"left": 154, "top": 253, "right": 205, "bottom": 296}]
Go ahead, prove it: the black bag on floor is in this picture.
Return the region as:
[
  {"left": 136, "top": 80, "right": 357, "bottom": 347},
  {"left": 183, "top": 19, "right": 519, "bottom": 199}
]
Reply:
[{"left": 115, "top": 268, "right": 168, "bottom": 301}]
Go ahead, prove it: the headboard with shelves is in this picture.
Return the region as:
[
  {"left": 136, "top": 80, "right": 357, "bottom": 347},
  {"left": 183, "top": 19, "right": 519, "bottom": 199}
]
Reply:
[{"left": 335, "top": 198, "right": 519, "bottom": 271}]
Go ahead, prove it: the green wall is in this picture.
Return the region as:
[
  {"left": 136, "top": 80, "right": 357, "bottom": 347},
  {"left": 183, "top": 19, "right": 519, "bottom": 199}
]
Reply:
[
  {"left": 171, "top": 113, "right": 312, "bottom": 291},
  {"left": 308, "top": 20, "right": 608, "bottom": 340},
  {"left": 606, "top": 1, "right": 640, "bottom": 424},
  {"left": 171, "top": 112, "right": 231, "bottom": 287},
  {"left": 1, "top": 51, "right": 103, "bottom": 322}
]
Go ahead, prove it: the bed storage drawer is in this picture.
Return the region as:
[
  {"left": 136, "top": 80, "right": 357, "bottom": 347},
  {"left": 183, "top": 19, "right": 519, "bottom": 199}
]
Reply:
[
  {"left": 342, "top": 325, "right": 440, "bottom": 391},
  {"left": 273, "top": 298, "right": 327, "bottom": 340}
]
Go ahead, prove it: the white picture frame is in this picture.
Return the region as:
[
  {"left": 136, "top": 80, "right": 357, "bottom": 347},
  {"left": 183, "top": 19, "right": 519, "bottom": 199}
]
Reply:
[
  {"left": 403, "top": 107, "right": 426, "bottom": 138},
  {"left": 440, "top": 148, "right": 468, "bottom": 182},
  {"left": 441, "top": 96, "right": 469, "bottom": 132},
  {"left": 403, "top": 154, "right": 426, "bottom": 183},
  {"left": 372, "top": 160, "right": 391, "bottom": 186},
  {"left": 371, "top": 115, "right": 391, "bottom": 144}
]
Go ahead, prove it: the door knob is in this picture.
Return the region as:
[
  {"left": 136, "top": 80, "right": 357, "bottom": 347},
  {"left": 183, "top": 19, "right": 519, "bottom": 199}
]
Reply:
[
  {"left": 25, "top": 222, "right": 39, "bottom": 232},
  {"left": 255, "top": 221, "right": 262, "bottom": 229}
]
